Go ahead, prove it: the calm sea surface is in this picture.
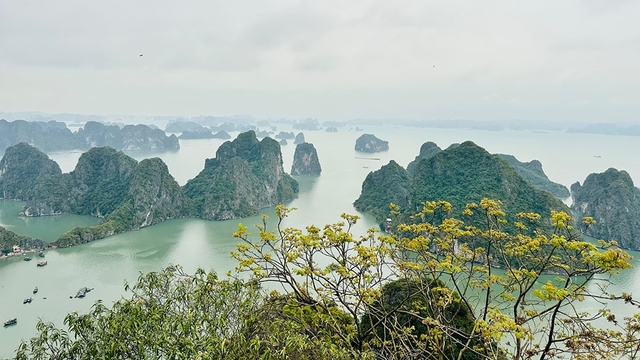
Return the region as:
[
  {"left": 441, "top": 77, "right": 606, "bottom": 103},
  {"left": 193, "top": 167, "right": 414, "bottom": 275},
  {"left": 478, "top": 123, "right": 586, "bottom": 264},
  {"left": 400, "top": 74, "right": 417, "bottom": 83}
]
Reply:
[{"left": 1, "top": 125, "right": 640, "bottom": 357}]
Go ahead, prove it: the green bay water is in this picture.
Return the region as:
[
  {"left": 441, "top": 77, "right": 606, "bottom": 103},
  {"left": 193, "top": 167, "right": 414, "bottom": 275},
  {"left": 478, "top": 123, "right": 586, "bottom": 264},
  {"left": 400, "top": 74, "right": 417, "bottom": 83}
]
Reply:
[{"left": 2, "top": 125, "right": 640, "bottom": 357}]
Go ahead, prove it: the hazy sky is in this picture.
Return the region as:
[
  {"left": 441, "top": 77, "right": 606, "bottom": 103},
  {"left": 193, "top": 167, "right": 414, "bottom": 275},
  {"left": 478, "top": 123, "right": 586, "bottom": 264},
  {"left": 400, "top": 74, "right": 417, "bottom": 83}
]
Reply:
[{"left": 1, "top": 1, "right": 639, "bottom": 122}]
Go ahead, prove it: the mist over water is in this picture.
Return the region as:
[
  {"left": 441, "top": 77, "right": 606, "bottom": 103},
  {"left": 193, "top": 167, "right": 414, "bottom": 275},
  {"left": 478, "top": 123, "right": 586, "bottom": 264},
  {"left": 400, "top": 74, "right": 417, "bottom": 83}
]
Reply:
[{"left": 1, "top": 125, "right": 640, "bottom": 357}]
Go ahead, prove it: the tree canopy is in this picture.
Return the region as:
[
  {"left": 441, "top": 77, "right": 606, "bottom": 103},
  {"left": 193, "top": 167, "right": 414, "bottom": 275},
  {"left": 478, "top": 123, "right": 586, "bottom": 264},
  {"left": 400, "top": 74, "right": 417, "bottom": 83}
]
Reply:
[{"left": 13, "top": 200, "right": 640, "bottom": 360}]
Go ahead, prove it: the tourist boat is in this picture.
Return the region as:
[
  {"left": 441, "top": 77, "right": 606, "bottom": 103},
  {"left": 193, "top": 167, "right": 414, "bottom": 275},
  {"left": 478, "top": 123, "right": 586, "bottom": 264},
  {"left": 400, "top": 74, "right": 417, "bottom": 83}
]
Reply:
[
  {"left": 23, "top": 297, "right": 32, "bottom": 304},
  {"left": 33, "top": 286, "right": 38, "bottom": 294},
  {"left": 23, "top": 257, "right": 32, "bottom": 261},
  {"left": 75, "top": 287, "right": 94, "bottom": 298},
  {"left": 3, "top": 318, "right": 17, "bottom": 327},
  {"left": 37, "top": 260, "right": 47, "bottom": 267}
]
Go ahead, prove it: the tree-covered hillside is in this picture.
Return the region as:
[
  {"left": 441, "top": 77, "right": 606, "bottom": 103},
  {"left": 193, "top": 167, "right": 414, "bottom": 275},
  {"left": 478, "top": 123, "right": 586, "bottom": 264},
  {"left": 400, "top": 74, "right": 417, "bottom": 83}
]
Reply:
[
  {"left": 571, "top": 168, "right": 640, "bottom": 250},
  {"left": 497, "top": 154, "right": 570, "bottom": 198},
  {"left": 410, "top": 141, "right": 569, "bottom": 221},
  {"left": 184, "top": 131, "right": 298, "bottom": 220}
]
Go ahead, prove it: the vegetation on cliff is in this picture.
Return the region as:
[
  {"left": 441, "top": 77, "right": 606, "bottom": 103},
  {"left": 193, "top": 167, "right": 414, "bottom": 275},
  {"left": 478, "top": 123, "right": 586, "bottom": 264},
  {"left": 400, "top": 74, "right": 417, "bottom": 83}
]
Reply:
[
  {"left": 497, "top": 154, "right": 570, "bottom": 198},
  {"left": 0, "top": 144, "right": 190, "bottom": 247},
  {"left": 409, "top": 142, "right": 569, "bottom": 227},
  {"left": 353, "top": 160, "right": 410, "bottom": 222},
  {"left": 183, "top": 131, "right": 298, "bottom": 220},
  {"left": 355, "top": 141, "right": 569, "bottom": 229},
  {"left": 0, "top": 142, "right": 63, "bottom": 202},
  {"left": 1, "top": 133, "right": 298, "bottom": 245},
  {"left": 0, "top": 226, "right": 49, "bottom": 255},
  {"left": 406, "top": 141, "right": 442, "bottom": 176},
  {"left": 571, "top": 168, "right": 640, "bottom": 250}
]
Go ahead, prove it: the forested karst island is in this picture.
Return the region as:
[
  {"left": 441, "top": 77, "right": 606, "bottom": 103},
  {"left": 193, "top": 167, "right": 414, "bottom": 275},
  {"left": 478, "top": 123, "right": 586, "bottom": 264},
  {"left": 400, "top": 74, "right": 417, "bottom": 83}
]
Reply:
[
  {"left": 0, "top": 119, "right": 179, "bottom": 154},
  {"left": 0, "top": 131, "right": 298, "bottom": 247},
  {"left": 184, "top": 131, "right": 298, "bottom": 221},
  {"left": 290, "top": 142, "right": 322, "bottom": 176},
  {"left": 354, "top": 134, "right": 389, "bottom": 153},
  {"left": 355, "top": 141, "right": 570, "bottom": 228},
  {"left": 571, "top": 168, "right": 640, "bottom": 250}
]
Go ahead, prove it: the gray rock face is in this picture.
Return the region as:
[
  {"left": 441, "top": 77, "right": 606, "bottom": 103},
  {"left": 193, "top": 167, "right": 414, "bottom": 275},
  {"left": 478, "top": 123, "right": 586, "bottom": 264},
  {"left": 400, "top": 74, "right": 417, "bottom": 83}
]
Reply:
[
  {"left": 183, "top": 131, "right": 299, "bottom": 220},
  {"left": 571, "top": 168, "right": 640, "bottom": 250},
  {"left": 294, "top": 132, "right": 305, "bottom": 145},
  {"left": 291, "top": 143, "right": 321, "bottom": 176},
  {"left": 279, "top": 139, "right": 288, "bottom": 145},
  {"left": 355, "top": 134, "right": 389, "bottom": 153}
]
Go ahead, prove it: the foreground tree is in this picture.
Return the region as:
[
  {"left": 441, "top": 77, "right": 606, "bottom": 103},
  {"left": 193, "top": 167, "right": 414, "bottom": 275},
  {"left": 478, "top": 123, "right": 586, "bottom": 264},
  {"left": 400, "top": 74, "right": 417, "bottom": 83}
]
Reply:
[
  {"left": 14, "top": 199, "right": 640, "bottom": 359},
  {"left": 233, "top": 201, "right": 640, "bottom": 359}
]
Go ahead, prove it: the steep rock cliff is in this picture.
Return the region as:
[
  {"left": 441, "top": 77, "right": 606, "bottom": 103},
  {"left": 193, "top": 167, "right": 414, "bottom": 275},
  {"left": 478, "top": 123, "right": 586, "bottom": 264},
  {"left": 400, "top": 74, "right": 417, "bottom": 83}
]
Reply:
[
  {"left": 406, "top": 142, "right": 442, "bottom": 176},
  {"left": 571, "top": 168, "right": 640, "bottom": 250},
  {"left": 355, "top": 134, "right": 389, "bottom": 153},
  {"left": 183, "top": 131, "right": 298, "bottom": 220},
  {"left": 0, "top": 143, "right": 63, "bottom": 202},
  {"left": 498, "top": 154, "right": 570, "bottom": 199},
  {"left": 354, "top": 160, "right": 411, "bottom": 222},
  {"left": 291, "top": 143, "right": 322, "bottom": 176},
  {"left": 294, "top": 132, "right": 305, "bottom": 145}
]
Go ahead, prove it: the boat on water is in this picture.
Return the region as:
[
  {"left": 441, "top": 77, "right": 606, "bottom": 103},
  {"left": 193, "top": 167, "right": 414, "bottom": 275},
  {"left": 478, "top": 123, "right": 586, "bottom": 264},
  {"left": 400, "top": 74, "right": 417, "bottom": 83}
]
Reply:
[
  {"left": 75, "top": 287, "right": 94, "bottom": 298},
  {"left": 33, "top": 286, "right": 38, "bottom": 294},
  {"left": 38, "top": 251, "right": 45, "bottom": 258},
  {"left": 23, "top": 297, "right": 32, "bottom": 304},
  {"left": 4, "top": 318, "right": 17, "bottom": 327},
  {"left": 23, "top": 257, "right": 32, "bottom": 261},
  {"left": 37, "top": 260, "right": 47, "bottom": 267}
]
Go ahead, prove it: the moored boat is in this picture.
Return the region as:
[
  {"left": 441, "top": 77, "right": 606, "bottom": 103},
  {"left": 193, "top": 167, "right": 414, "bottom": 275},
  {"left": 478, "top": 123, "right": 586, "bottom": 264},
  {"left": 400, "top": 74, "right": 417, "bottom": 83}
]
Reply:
[
  {"left": 33, "top": 286, "right": 38, "bottom": 294},
  {"left": 75, "top": 287, "right": 93, "bottom": 298},
  {"left": 3, "top": 318, "right": 17, "bottom": 327},
  {"left": 37, "top": 260, "right": 47, "bottom": 267},
  {"left": 23, "top": 257, "right": 32, "bottom": 261},
  {"left": 23, "top": 297, "right": 32, "bottom": 304},
  {"left": 38, "top": 251, "right": 45, "bottom": 258}
]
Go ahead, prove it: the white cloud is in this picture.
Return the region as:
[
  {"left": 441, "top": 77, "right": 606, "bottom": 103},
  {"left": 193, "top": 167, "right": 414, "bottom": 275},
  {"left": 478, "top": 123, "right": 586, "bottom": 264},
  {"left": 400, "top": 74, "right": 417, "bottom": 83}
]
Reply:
[{"left": 0, "top": 0, "right": 639, "bottom": 121}]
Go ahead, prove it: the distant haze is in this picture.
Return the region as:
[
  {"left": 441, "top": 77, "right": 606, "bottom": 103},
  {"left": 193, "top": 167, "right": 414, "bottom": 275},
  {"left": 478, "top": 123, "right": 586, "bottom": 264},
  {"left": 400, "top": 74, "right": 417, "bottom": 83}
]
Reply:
[{"left": 1, "top": 1, "right": 639, "bottom": 122}]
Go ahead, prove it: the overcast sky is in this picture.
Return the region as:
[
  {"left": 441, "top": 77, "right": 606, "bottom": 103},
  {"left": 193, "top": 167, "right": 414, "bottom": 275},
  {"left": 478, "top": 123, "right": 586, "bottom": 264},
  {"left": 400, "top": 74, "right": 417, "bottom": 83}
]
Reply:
[{"left": 1, "top": 1, "right": 639, "bottom": 122}]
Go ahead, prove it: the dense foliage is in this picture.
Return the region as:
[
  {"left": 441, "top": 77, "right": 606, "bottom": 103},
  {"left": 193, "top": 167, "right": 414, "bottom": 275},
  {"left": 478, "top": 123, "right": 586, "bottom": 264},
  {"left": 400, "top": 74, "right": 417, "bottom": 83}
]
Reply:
[
  {"left": 0, "top": 133, "right": 298, "bottom": 247},
  {"left": 571, "top": 168, "right": 640, "bottom": 250},
  {"left": 0, "top": 142, "right": 63, "bottom": 201},
  {"left": 13, "top": 201, "right": 640, "bottom": 359},
  {"left": 184, "top": 131, "right": 298, "bottom": 220},
  {"left": 409, "top": 142, "right": 569, "bottom": 226},
  {"left": 497, "top": 154, "right": 570, "bottom": 198},
  {"left": 0, "top": 226, "right": 49, "bottom": 255},
  {"left": 406, "top": 141, "right": 442, "bottom": 176},
  {"left": 353, "top": 160, "right": 411, "bottom": 222}
]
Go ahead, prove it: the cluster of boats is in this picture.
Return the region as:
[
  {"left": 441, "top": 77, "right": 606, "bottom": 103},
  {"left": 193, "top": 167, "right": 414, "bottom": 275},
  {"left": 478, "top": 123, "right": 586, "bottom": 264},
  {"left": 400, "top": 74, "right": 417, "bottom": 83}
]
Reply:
[
  {"left": 5, "top": 282, "right": 95, "bottom": 329},
  {"left": 23, "top": 252, "right": 47, "bottom": 267}
]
